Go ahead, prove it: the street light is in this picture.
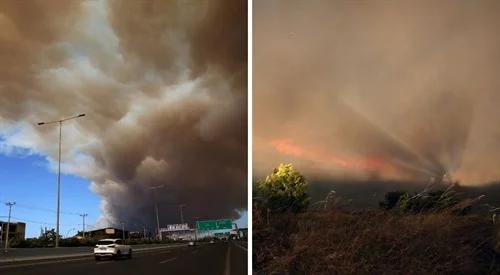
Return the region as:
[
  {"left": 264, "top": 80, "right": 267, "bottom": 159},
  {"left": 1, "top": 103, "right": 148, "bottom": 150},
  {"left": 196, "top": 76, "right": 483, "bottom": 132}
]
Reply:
[
  {"left": 192, "top": 216, "right": 200, "bottom": 242},
  {"left": 120, "top": 221, "right": 126, "bottom": 240},
  {"left": 37, "top": 114, "right": 86, "bottom": 248},
  {"left": 178, "top": 204, "right": 186, "bottom": 224},
  {"left": 148, "top": 185, "right": 164, "bottom": 241}
]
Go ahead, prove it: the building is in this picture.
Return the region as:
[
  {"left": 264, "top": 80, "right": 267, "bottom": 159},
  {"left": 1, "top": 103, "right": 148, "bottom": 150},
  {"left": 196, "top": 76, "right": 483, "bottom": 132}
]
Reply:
[
  {"left": 85, "top": 227, "right": 128, "bottom": 239},
  {"left": 160, "top": 223, "right": 196, "bottom": 241},
  {"left": 230, "top": 227, "right": 247, "bottom": 240},
  {"left": 238, "top": 228, "right": 248, "bottom": 240},
  {"left": 0, "top": 221, "right": 26, "bottom": 241}
]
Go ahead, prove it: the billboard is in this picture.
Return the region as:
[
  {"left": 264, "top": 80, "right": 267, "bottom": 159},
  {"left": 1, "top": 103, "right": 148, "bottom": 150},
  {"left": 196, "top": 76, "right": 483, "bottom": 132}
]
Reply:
[
  {"left": 196, "top": 219, "right": 233, "bottom": 231},
  {"left": 160, "top": 223, "right": 190, "bottom": 232},
  {"left": 105, "top": 228, "right": 115, "bottom": 234}
]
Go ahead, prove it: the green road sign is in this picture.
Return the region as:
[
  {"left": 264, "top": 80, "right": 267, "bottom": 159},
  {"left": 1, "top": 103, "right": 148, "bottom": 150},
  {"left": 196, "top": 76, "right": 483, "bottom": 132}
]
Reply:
[{"left": 196, "top": 219, "right": 232, "bottom": 231}]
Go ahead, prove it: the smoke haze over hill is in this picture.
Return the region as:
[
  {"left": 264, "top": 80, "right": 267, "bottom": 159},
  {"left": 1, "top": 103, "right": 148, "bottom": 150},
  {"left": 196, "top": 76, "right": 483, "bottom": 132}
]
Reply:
[{"left": 254, "top": 0, "right": 500, "bottom": 186}]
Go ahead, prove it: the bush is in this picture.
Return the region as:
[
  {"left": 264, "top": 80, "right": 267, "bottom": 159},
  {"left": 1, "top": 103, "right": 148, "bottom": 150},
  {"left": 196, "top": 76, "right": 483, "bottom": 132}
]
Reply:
[
  {"left": 59, "top": 238, "right": 81, "bottom": 247},
  {"left": 256, "top": 163, "right": 310, "bottom": 213},
  {"left": 379, "top": 191, "right": 407, "bottom": 210},
  {"left": 380, "top": 188, "right": 461, "bottom": 214}
]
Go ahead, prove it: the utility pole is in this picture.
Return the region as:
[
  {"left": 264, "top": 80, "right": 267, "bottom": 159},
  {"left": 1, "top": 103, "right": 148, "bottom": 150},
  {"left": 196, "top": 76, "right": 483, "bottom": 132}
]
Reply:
[
  {"left": 37, "top": 113, "right": 85, "bottom": 248},
  {"left": 121, "top": 222, "right": 125, "bottom": 240},
  {"left": 79, "top": 214, "right": 88, "bottom": 238},
  {"left": 4, "top": 202, "right": 15, "bottom": 252},
  {"left": 178, "top": 204, "right": 186, "bottom": 224}
]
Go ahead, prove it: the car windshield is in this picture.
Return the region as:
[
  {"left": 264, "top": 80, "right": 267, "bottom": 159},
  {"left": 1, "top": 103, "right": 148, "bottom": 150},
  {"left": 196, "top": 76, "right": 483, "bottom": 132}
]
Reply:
[{"left": 97, "top": 240, "right": 114, "bottom": 245}]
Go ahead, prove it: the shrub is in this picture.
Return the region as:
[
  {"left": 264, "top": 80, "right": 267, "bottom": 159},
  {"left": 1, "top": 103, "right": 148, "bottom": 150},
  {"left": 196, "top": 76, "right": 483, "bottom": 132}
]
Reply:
[
  {"left": 379, "top": 191, "right": 407, "bottom": 210},
  {"left": 256, "top": 163, "right": 310, "bottom": 213},
  {"left": 380, "top": 188, "right": 461, "bottom": 214}
]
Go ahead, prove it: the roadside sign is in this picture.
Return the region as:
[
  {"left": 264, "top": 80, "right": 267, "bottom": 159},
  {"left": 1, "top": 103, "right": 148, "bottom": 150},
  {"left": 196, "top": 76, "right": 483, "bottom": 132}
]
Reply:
[
  {"left": 196, "top": 219, "right": 232, "bottom": 231},
  {"left": 160, "top": 223, "right": 189, "bottom": 232}
]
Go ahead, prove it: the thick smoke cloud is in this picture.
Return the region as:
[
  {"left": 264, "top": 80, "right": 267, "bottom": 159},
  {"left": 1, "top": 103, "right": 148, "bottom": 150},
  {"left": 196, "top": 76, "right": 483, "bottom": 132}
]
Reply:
[
  {"left": 254, "top": 0, "right": 500, "bottom": 186},
  {"left": 0, "top": 0, "right": 246, "bottom": 229}
]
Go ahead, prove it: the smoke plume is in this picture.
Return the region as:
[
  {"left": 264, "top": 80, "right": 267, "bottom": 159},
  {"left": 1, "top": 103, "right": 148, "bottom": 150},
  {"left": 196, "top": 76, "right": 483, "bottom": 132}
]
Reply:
[
  {"left": 0, "top": 0, "right": 247, "bottom": 228},
  {"left": 254, "top": 0, "right": 500, "bottom": 185}
]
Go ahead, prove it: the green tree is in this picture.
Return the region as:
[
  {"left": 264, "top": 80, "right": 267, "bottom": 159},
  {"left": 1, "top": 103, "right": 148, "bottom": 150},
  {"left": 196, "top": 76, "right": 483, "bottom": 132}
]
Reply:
[{"left": 256, "top": 163, "right": 310, "bottom": 213}]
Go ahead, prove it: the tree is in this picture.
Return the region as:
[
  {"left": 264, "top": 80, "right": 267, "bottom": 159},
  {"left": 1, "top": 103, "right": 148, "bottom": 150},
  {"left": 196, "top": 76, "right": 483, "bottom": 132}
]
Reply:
[
  {"left": 379, "top": 191, "right": 407, "bottom": 210},
  {"left": 256, "top": 163, "right": 310, "bottom": 213}
]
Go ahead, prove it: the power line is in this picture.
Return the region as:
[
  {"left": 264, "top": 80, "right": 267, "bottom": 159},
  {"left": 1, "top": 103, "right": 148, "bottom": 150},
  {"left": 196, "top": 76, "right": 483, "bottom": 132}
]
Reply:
[
  {"left": 0, "top": 200, "right": 90, "bottom": 217},
  {"left": 9, "top": 216, "right": 80, "bottom": 227}
]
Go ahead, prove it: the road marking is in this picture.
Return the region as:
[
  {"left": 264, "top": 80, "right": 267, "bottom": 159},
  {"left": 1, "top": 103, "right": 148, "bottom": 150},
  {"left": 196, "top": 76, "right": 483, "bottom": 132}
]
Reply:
[
  {"left": 159, "top": 257, "right": 177, "bottom": 264},
  {"left": 96, "top": 261, "right": 112, "bottom": 265},
  {"left": 224, "top": 244, "right": 231, "bottom": 275},
  {"left": 232, "top": 242, "right": 248, "bottom": 252},
  {"left": 0, "top": 256, "right": 91, "bottom": 269},
  {"left": 0, "top": 244, "right": 187, "bottom": 266},
  {"left": 0, "top": 245, "right": 187, "bottom": 269}
]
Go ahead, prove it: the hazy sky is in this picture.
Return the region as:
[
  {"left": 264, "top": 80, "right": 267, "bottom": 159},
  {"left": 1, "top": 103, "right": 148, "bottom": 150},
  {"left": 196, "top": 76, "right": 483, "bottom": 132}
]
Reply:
[
  {"left": 254, "top": 0, "right": 500, "bottom": 185},
  {"left": 0, "top": 0, "right": 247, "bottom": 234}
]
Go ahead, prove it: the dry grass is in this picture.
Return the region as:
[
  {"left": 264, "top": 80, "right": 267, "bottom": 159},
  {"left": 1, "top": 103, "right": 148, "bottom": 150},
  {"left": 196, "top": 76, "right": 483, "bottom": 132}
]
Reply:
[{"left": 253, "top": 208, "right": 500, "bottom": 275}]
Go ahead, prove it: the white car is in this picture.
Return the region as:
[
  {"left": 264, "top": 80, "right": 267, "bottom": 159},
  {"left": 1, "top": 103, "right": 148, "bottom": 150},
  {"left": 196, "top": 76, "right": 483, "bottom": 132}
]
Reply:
[
  {"left": 94, "top": 239, "right": 132, "bottom": 260},
  {"left": 188, "top": 241, "right": 196, "bottom": 246}
]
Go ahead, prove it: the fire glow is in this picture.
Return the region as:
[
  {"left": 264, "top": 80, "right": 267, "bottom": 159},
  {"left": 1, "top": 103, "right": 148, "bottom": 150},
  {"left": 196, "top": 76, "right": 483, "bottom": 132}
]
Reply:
[{"left": 271, "top": 139, "right": 397, "bottom": 174}]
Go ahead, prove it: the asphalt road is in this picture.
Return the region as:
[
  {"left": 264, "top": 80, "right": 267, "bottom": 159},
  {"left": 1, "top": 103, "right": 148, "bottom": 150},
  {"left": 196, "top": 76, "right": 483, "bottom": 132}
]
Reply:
[{"left": 0, "top": 241, "right": 247, "bottom": 275}]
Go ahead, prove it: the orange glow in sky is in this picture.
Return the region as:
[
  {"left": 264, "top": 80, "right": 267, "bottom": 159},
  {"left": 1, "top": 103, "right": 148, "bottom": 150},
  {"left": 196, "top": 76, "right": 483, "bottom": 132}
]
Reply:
[{"left": 271, "top": 139, "right": 397, "bottom": 174}]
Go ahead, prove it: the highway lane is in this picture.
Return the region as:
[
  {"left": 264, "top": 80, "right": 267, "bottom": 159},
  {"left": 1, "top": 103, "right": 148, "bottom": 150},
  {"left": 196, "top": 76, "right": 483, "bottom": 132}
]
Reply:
[{"left": 0, "top": 241, "right": 247, "bottom": 275}]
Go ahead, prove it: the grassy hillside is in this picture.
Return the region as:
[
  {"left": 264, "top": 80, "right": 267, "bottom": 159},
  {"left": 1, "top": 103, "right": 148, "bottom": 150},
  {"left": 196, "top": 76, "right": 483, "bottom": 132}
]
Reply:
[{"left": 254, "top": 208, "right": 500, "bottom": 274}]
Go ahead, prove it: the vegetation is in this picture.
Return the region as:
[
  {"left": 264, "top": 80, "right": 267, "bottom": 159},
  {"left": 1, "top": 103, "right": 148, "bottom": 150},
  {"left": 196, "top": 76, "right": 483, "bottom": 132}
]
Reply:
[
  {"left": 254, "top": 209, "right": 499, "bottom": 274},
  {"left": 256, "top": 163, "right": 310, "bottom": 214},
  {"left": 379, "top": 191, "right": 407, "bottom": 210},
  {"left": 379, "top": 185, "right": 468, "bottom": 215},
  {"left": 254, "top": 166, "right": 500, "bottom": 274},
  {"left": 8, "top": 228, "right": 190, "bottom": 248},
  {"left": 9, "top": 237, "right": 193, "bottom": 248}
]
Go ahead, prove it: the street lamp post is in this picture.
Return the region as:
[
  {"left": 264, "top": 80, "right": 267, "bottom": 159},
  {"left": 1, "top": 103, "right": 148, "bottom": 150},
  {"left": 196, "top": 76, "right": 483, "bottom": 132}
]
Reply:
[
  {"left": 178, "top": 204, "right": 186, "bottom": 224},
  {"left": 193, "top": 216, "right": 200, "bottom": 242},
  {"left": 148, "top": 185, "right": 164, "bottom": 241},
  {"left": 37, "top": 114, "right": 85, "bottom": 248},
  {"left": 121, "top": 222, "right": 125, "bottom": 240}
]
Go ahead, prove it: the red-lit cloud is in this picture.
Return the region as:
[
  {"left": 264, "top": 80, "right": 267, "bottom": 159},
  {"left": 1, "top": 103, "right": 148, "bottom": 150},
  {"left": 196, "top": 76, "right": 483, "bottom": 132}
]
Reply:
[{"left": 271, "top": 139, "right": 397, "bottom": 174}]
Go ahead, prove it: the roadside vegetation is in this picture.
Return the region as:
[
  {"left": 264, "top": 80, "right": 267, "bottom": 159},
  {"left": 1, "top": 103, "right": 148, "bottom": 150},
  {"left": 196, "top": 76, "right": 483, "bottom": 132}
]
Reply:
[
  {"left": 254, "top": 164, "right": 500, "bottom": 274},
  {"left": 8, "top": 228, "right": 214, "bottom": 248},
  {"left": 9, "top": 236, "right": 187, "bottom": 248}
]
